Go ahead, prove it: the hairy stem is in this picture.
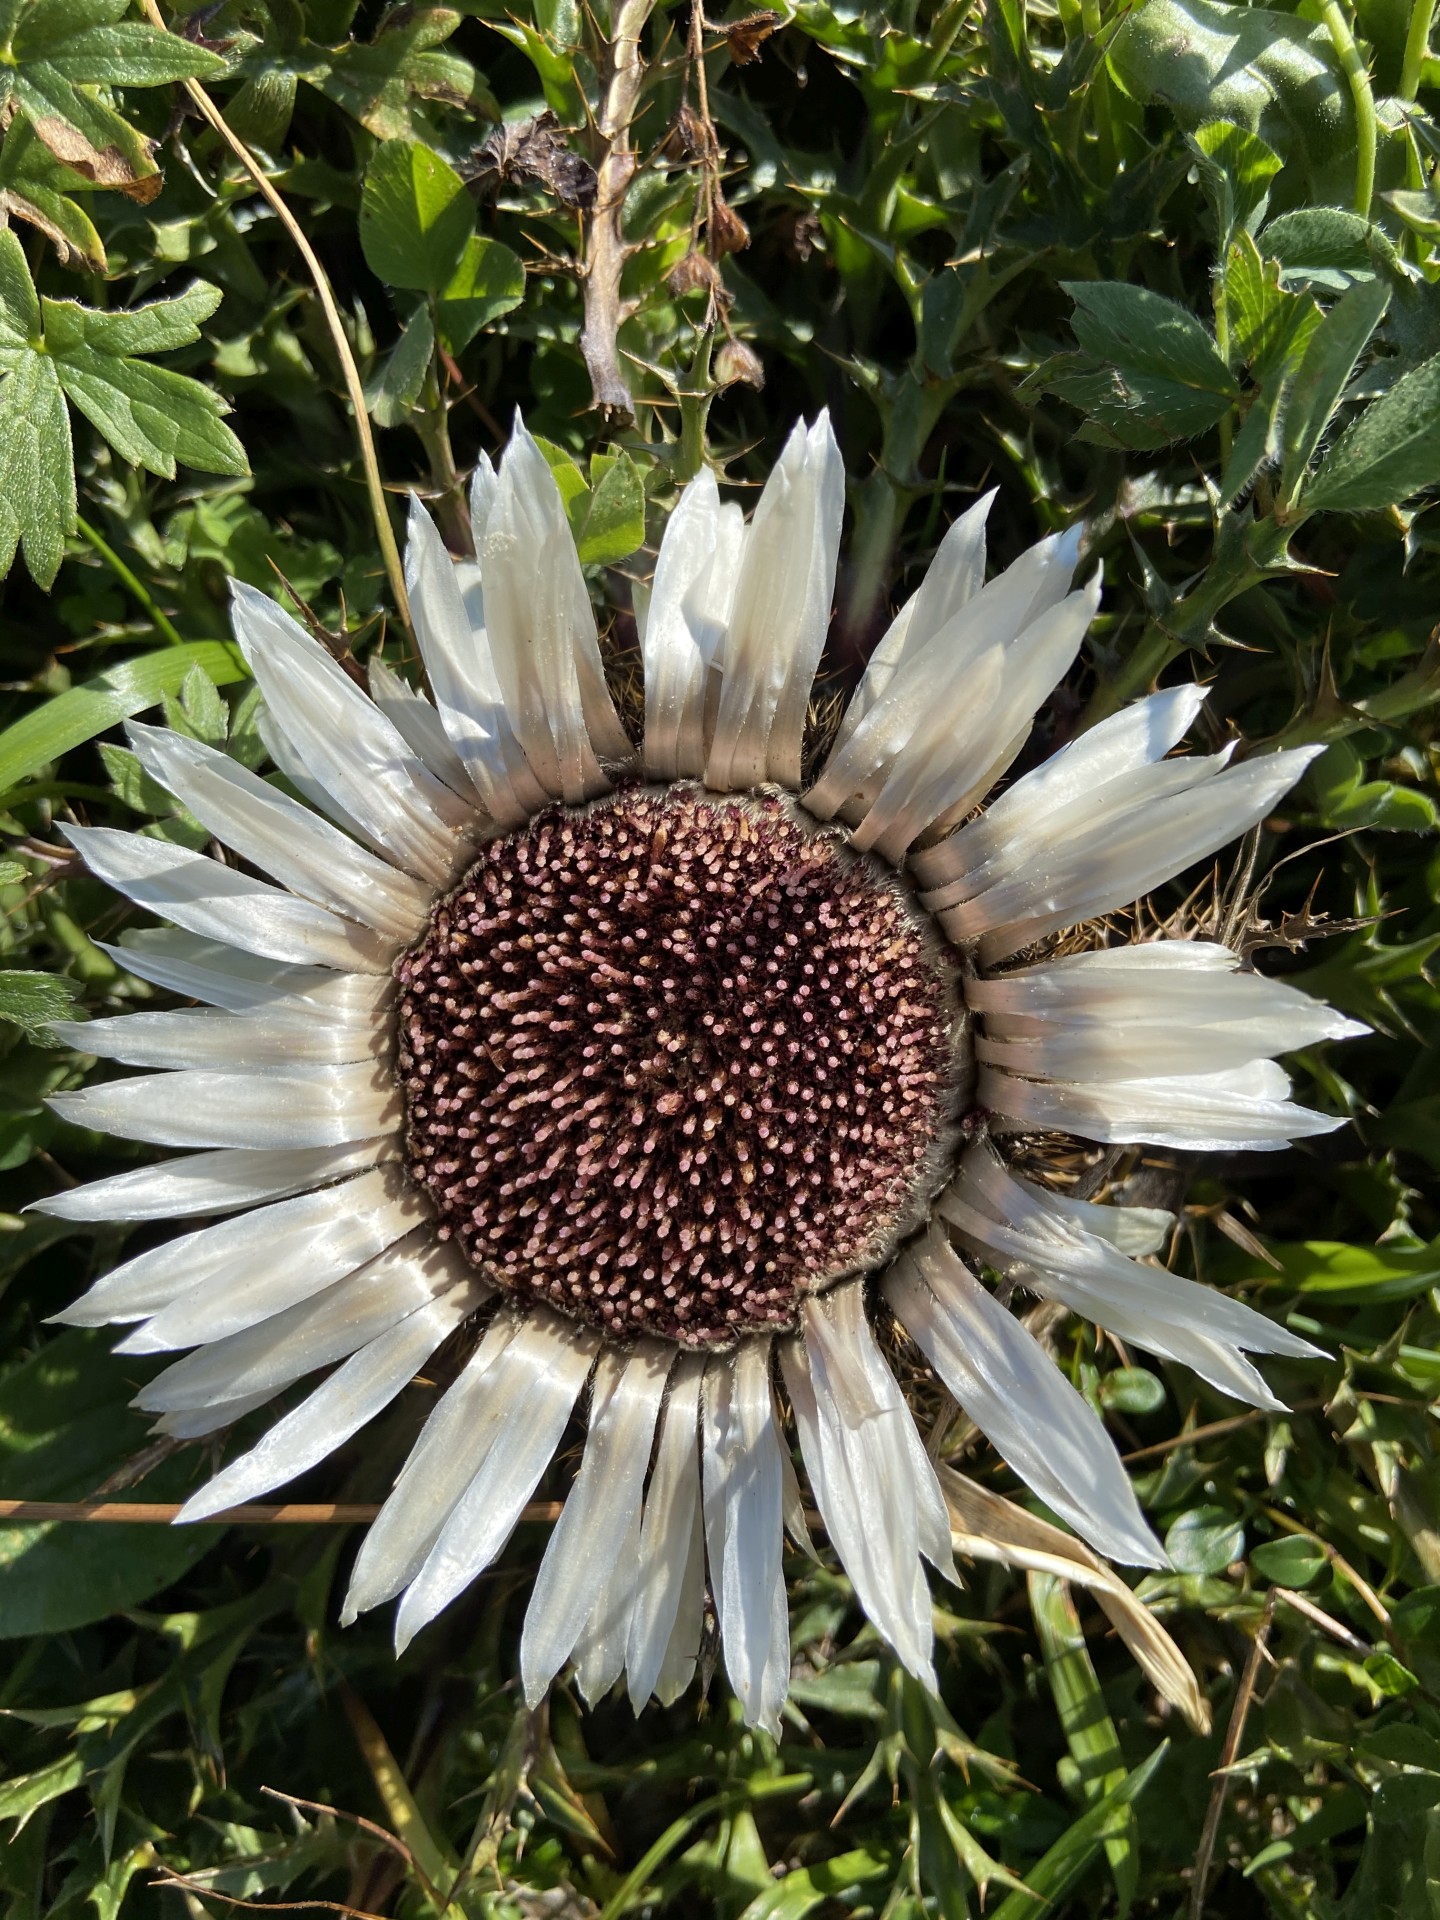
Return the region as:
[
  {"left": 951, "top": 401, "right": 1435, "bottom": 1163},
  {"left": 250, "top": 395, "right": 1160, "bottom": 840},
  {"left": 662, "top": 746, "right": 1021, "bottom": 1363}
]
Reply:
[
  {"left": 1317, "top": 0, "right": 1378, "bottom": 217},
  {"left": 581, "top": 0, "right": 656, "bottom": 425},
  {"left": 1401, "top": 0, "right": 1437, "bottom": 99}
]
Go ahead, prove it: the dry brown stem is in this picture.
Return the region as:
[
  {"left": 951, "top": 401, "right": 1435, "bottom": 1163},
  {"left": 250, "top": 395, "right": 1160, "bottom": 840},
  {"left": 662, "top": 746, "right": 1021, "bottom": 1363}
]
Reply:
[{"left": 580, "top": 0, "right": 656, "bottom": 423}]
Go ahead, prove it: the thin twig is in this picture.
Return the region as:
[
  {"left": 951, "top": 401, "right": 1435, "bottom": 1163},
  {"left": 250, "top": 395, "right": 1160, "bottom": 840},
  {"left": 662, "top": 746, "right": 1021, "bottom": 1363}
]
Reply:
[
  {"left": 1189, "top": 1590, "right": 1276, "bottom": 1920},
  {"left": 134, "top": 0, "right": 411, "bottom": 636},
  {"left": 1259, "top": 1504, "right": 1392, "bottom": 1632},
  {"left": 149, "top": 1872, "right": 390, "bottom": 1920},
  {"left": 1122, "top": 1403, "right": 1324, "bottom": 1465},
  {"left": 580, "top": 0, "right": 656, "bottom": 423},
  {"left": 0, "top": 1499, "right": 561, "bottom": 1525},
  {"left": 1271, "top": 1586, "right": 1373, "bottom": 1655}
]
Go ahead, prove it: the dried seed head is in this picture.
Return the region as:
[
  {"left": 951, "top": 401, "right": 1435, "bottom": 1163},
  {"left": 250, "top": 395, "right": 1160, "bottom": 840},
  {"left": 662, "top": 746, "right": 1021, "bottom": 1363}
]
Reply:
[{"left": 397, "top": 786, "right": 963, "bottom": 1346}]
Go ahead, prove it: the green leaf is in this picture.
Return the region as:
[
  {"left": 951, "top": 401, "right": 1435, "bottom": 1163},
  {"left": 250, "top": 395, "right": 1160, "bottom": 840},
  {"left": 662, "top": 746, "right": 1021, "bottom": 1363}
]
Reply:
[
  {"left": 55, "top": 343, "right": 248, "bottom": 481},
  {"left": 1280, "top": 278, "right": 1390, "bottom": 504},
  {"left": 47, "top": 280, "right": 223, "bottom": 358},
  {"left": 0, "top": 1752, "right": 84, "bottom": 1831},
  {"left": 1224, "top": 234, "right": 1321, "bottom": 384},
  {"left": 1098, "top": 1367, "right": 1167, "bottom": 1416},
  {"left": 1031, "top": 1574, "right": 1138, "bottom": 1913},
  {"left": 360, "top": 137, "right": 474, "bottom": 296},
  {"left": 1251, "top": 1536, "right": 1329, "bottom": 1586},
  {"left": 1108, "top": 0, "right": 1355, "bottom": 189},
  {"left": 0, "top": 641, "right": 247, "bottom": 800},
  {"left": 437, "top": 233, "right": 526, "bottom": 353},
  {"left": 1260, "top": 1237, "right": 1440, "bottom": 1303},
  {"left": 1188, "top": 120, "right": 1283, "bottom": 240},
  {"left": 1263, "top": 207, "right": 1403, "bottom": 286},
  {"left": 364, "top": 304, "right": 435, "bottom": 428},
  {"left": 0, "top": 1330, "right": 220, "bottom": 1639},
  {"left": 0, "top": 238, "right": 245, "bottom": 579},
  {"left": 1165, "top": 1504, "right": 1245, "bottom": 1574},
  {"left": 0, "top": 334, "right": 72, "bottom": 588},
  {"left": 1045, "top": 281, "right": 1238, "bottom": 448},
  {"left": 313, "top": 8, "right": 481, "bottom": 142},
  {"left": 989, "top": 1745, "right": 1170, "bottom": 1920},
  {"left": 0, "top": 0, "right": 225, "bottom": 207},
  {"left": 0, "top": 970, "right": 83, "bottom": 1044},
  {"left": 570, "top": 452, "right": 647, "bottom": 564},
  {"left": 1303, "top": 354, "right": 1440, "bottom": 513}
]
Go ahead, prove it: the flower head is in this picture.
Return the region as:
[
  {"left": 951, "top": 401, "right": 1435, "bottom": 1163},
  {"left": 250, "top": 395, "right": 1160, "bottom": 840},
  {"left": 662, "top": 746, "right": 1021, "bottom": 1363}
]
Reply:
[{"left": 42, "top": 413, "right": 1361, "bottom": 1734}]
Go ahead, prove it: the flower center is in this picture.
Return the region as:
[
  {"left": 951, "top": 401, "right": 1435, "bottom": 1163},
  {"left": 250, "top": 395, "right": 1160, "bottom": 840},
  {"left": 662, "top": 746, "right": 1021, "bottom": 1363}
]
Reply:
[{"left": 395, "top": 786, "right": 962, "bottom": 1346}]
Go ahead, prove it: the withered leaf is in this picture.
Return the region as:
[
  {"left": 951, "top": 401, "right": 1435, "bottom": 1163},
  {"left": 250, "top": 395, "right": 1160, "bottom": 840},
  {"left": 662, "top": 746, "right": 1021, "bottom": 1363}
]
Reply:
[
  {"left": 466, "top": 110, "right": 597, "bottom": 211},
  {"left": 30, "top": 117, "right": 162, "bottom": 205}
]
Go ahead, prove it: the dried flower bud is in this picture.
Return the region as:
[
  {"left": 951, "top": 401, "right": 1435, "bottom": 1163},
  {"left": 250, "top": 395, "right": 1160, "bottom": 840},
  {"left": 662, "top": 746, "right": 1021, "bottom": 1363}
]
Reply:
[
  {"left": 714, "top": 8, "right": 782, "bottom": 63},
  {"left": 714, "top": 337, "right": 764, "bottom": 390},
  {"left": 660, "top": 102, "right": 714, "bottom": 164},
  {"left": 667, "top": 250, "right": 725, "bottom": 299},
  {"left": 707, "top": 196, "right": 751, "bottom": 258}
]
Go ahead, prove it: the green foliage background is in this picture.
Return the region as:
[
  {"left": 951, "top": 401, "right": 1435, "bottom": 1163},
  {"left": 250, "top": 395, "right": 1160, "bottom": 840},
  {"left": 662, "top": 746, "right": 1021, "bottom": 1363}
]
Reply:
[{"left": 2, "top": 0, "right": 1440, "bottom": 1912}]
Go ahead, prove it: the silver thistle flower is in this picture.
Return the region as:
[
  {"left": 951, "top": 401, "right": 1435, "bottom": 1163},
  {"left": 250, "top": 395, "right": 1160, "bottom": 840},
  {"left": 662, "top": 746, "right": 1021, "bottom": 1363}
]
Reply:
[{"left": 39, "top": 413, "right": 1360, "bottom": 1734}]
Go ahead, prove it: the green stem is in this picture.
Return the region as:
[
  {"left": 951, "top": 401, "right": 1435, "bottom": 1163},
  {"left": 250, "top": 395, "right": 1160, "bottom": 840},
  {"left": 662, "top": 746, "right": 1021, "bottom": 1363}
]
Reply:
[
  {"left": 1317, "top": 0, "right": 1378, "bottom": 217},
  {"left": 1400, "top": 0, "right": 1437, "bottom": 100},
  {"left": 1081, "top": 534, "right": 1276, "bottom": 726},
  {"left": 75, "top": 516, "right": 186, "bottom": 648},
  {"left": 674, "top": 328, "right": 714, "bottom": 483},
  {"left": 840, "top": 375, "right": 959, "bottom": 649},
  {"left": 414, "top": 351, "right": 472, "bottom": 556}
]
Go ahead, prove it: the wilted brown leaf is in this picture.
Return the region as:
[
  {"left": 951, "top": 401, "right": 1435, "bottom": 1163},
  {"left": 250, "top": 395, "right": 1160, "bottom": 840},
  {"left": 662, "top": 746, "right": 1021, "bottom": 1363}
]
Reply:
[
  {"left": 467, "top": 109, "right": 597, "bottom": 211},
  {"left": 30, "top": 115, "right": 162, "bottom": 203}
]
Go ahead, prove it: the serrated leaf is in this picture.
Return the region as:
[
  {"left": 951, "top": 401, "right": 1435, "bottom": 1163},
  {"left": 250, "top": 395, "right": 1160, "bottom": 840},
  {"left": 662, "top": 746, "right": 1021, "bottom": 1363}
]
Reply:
[
  {"left": 0, "top": 238, "right": 245, "bottom": 579},
  {"left": 0, "top": 111, "right": 106, "bottom": 272},
  {"left": 1303, "top": 353, "right": 1440, "bottom": 513},
  {"left": 0, "top": 970, "right": 84, "bottom": 1043},
  {"left": 0, "top": 340, "right": 72, "bottom": 587},
  {"left": 1066, "top": 281, "right": 1236, "bottom": 392},
  {"left": 44, "top": 280, "right": 223, "bottom": 357},
  {"left": 98, "top": 741, "right": 175, "bottom": 817},
  {"left": 360, "top": 137, "right": 474, "bottom": 295},
  {"left": 55, "top": 346, "right": 247, "bottom": 482},
  {"left": 437, "top": 233, "right": 525, "bottom": 353},
  {"left": 1044, "top": 282, "right": 1238, "bottom": 448},
  {"left": 0, "top": 0, "right": 225, "bottom": 209},
  {"left": 1280, "top": 278, "right": 1389, "bottom": 503},
  {"left": 316, "top": 8, "right": 478, "bottom": 141},
  {"left": 176, "top": 664, "right": 228, "bottom": 746},
  {"left": 1224, "top": 234, "right": 1320, "bottom": 383}
]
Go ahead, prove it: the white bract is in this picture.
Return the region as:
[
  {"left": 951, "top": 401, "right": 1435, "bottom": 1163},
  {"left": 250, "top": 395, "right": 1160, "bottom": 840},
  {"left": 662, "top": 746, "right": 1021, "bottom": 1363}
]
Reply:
[{"left": 42, "top": 411, "right": 1354, "bottom": 1736}]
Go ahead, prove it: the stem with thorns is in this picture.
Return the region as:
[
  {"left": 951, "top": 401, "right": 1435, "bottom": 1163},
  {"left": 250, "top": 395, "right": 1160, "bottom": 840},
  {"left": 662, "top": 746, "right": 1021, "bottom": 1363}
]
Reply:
[{"left": 581, "top": 0, "right": 656, "bottom": 425}]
